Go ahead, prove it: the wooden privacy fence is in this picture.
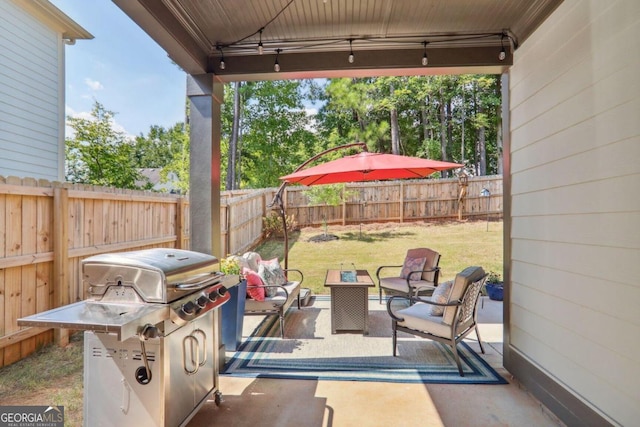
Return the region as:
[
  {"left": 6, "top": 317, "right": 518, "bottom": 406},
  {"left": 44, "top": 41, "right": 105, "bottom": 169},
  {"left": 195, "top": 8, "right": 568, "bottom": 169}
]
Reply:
[
  {"left": 220, "top": 188, "right": 276, "bottom": 257},
  {"left": 283, "top": 175, "right": 502, "bottom": 227},
  {"left": 0, "top": 176, "right": 190, "bottom": 367},
  {"left": 0, "top": 174, "right": 501, "bottom": 367}
]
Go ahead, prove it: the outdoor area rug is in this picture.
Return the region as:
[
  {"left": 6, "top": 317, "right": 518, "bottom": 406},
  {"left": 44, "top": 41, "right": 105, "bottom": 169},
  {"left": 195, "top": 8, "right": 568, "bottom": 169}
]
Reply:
[{"left": 223, "top": 297, "right": 507, "bottom": 384}]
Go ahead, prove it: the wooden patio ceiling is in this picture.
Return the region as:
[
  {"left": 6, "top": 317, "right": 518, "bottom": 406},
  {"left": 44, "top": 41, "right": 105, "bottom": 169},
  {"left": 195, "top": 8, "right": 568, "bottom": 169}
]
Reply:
[{"left": 112, "top": 0, "right": 563, "bottom": 81}]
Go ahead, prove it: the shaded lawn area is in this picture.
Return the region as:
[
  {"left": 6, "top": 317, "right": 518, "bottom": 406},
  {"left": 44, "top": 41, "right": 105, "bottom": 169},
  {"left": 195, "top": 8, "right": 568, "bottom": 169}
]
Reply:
[{"left": 254, "top": 220, "right": 503, "bottom": 295}]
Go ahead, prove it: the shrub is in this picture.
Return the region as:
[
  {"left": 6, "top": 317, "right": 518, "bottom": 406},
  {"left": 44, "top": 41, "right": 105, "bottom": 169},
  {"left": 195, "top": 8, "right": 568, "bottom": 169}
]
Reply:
[{"left": 263, "top": 211, "right": 297, "bottom": 238}]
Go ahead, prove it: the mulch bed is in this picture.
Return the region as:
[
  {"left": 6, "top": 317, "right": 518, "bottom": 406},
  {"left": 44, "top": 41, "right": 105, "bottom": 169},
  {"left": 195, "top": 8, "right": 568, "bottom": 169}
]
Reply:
[{"left": 308, "top": 233, "right": 339, "bottom": 242}]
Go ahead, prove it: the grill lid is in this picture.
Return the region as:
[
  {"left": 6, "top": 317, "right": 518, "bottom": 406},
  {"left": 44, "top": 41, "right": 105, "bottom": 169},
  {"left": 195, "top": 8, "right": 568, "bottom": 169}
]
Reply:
[{"left": 83, "top": 248, "right": 221, "bottom": 303}]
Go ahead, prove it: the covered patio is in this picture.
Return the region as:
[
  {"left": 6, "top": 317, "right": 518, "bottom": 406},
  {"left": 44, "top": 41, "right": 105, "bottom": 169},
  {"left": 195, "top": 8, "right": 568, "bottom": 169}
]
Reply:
[
  {"left": 112, "top": 1, "right": 639, "bottom": 425},
  {"left": 189, "top": 298, "right": 561, "bottom": 427}
]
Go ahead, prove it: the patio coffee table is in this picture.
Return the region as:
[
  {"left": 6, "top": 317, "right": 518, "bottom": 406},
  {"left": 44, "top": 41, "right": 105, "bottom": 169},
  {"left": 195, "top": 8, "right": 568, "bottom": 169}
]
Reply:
[{"left": 324, "top": 269, "right": 375, "bottom": 335}]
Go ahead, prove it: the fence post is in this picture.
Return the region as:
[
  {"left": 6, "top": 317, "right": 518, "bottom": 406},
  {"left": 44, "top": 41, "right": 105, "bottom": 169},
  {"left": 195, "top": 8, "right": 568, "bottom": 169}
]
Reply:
[
  {"left": 52, "top": 187, "right": 69, "bottom": 346},
  {"left": 399, "top": 181, "right": 404, "bottom": 223},
  {"left": 224, "top": 203, "right": 230, "bottom": 256},
  {"left": 176, "top": 197, "right": 185, "bottom": 249},
  {"left": 342, "top": 187, "right": 347, "bottom": 226}
]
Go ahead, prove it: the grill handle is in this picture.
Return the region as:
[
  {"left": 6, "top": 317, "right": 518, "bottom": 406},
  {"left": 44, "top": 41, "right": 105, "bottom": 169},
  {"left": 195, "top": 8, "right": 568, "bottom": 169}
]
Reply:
[
  {"left": 192, "top": 329, "right": 207, "bottom": 367},
  {"left": 172, "top": 272, "right": 223, "bottom": 290},
  {"left": 137, "top": 324, "right": 161, "bottom": 385},
  {"left": 183, "top": 335, "right": 200, "bottom": 375}
]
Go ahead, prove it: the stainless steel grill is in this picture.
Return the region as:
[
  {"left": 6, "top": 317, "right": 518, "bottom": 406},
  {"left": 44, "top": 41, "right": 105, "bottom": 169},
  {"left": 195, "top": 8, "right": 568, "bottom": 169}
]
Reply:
[{"left": 18, "top": 248, "right": 232, "bottom": 427}]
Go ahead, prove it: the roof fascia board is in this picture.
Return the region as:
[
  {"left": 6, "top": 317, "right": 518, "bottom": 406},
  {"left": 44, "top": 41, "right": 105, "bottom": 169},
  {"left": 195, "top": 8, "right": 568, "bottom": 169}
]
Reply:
[{"left": 12, "top": 0, "right": 93, "bottom": 40}]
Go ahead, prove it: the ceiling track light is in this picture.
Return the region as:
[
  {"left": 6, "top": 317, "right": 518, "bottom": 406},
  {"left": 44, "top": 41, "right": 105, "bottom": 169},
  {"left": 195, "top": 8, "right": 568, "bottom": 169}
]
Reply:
[
  {"left": 422, "top": 41, "right": 429, "bottom": 66},
  {"left": 499, "top": 33, "right": 506, "bottom": 61},
  {"left": 348, "top": 39, "right": 354, "bottom": 63},
  {"left": 274, "top": 48, "right": 281, "bottom": 72},
  {"left": 258, "top": 28, "right": 264, "bottom": 55}
]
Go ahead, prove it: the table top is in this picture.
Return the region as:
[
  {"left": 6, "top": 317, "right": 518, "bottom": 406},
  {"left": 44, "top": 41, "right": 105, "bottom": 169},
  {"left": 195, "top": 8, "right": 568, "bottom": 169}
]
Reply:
[{"left": 324, "top": 269, "right": 375, "bottom": 288}]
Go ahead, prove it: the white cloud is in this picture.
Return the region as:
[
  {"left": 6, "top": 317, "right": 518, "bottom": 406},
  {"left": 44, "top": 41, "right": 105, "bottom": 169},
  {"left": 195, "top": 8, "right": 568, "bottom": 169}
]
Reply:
[
  {"left": 84, "top": 78, "right": 104, "bottom": 91},
  {"left": 64, "top": 106, "right": 134, "bottom": 140}
]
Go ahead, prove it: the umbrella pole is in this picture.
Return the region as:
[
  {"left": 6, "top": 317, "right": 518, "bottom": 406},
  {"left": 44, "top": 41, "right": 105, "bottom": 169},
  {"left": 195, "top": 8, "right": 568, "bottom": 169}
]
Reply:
[
  {"left": 270, "top": 186, "right": 289, "bottom": 270},
  {"left": 271, "top": 142, "right": 368, "bottom": 268},
  {"left": 280, "top": 199, "right": 289, "bottom": 270}
]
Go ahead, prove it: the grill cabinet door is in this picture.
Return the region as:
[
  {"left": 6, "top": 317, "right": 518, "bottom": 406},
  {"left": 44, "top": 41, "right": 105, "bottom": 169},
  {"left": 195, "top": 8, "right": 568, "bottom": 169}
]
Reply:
[
  {"left": 166, "top": 310, "right": 215, "bottom": 426},
  {"left": 83, "top": 331, "right": 162, "bottom": 426}
]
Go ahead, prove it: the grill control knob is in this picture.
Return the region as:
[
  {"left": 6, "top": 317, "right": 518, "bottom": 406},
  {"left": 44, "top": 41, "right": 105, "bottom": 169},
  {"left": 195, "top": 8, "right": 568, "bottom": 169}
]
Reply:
[
  {"left": 209, "top": 286, "right": 228, "bottom": 301},
  {"left": 182, "top": 301, "right": 197, "bottom": 316},
  {"left": 196, "top": 295, "right": 209, "bottom": 308}
]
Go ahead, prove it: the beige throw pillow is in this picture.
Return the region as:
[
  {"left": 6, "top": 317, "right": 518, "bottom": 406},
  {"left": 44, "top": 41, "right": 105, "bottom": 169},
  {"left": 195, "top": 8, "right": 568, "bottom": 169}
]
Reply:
[{"left": 426, "top": 280, "right": 453, "bottom": 316}]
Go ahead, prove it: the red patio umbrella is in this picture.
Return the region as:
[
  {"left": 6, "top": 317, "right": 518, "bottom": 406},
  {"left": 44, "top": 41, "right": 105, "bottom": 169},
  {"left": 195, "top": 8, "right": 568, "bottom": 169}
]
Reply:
[
  {"left": 280, "top": 152, "right": 463, "bottom": 186},
  {"left": 274, "top": 148, "right": 463, "bottom": 269}
]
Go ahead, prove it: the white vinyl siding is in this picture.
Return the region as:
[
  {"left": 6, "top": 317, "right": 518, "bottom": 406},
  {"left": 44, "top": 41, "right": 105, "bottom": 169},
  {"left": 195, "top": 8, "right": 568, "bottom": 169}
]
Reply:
[
  {"left": 508, "top": 1, "right": 640, "bottom": 425},
  {"left": 0, "top": 1, "right": 61, "bottom": 180}
]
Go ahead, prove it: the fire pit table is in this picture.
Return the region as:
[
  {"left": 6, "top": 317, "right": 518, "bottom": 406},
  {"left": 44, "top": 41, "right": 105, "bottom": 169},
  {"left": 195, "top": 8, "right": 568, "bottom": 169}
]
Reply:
[{"left": 324, "top": 269, "right": 374, "bottom": 335}]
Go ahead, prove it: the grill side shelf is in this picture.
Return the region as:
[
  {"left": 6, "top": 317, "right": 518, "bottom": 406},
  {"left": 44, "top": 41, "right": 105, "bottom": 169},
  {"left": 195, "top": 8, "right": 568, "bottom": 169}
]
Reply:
[{"left": 17, "top": 301, "right": 169, "bottom": 341}]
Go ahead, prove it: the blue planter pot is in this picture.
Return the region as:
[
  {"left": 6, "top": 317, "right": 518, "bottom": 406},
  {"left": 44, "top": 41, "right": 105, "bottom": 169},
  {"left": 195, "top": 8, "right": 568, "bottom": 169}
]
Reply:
[
  {"left": 221, "top": 279, "right": 247, "bottom": 351},
  {"left": 485, "top": 283, "right": 503, "bottom": 301}
]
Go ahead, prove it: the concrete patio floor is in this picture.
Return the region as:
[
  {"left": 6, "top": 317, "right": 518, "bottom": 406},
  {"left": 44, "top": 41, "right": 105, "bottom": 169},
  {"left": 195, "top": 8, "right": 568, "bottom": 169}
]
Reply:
[{"left": 189, "top": 297, "right": 564, "bottom": 427}]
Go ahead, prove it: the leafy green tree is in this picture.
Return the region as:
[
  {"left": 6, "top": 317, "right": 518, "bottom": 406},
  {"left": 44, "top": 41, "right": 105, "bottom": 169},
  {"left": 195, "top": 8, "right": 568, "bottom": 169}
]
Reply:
[
  {"left": 304, "top": 184, "right": 354, "bottom": 236},
  {"left": 226, "top": 81, "right": 243, "bottom": 190},
  {"left": 134, "top": 121, "right": 190, "bottom": 193},
  {"left": 157, "top": 122, "right": 190, "bottom": 194},
  {"left": 65, "top": 101, "right": 146, "bottom": 189},
  {"left": 238, "top": 80, "right": 317, "bottom": 188},
  {"left": 134, "top": 123, "right": 185, "bottom": 168},
  {"left": 318, "top": 78, "right": 389, "bottom": 151},
  {"left": 66, "top": 76, "right": 502, "bottom": 193},
  {"left": 305, "top": 184, "right": 347, "bottom": 207},
  {"left": 314, "top": 75, "right": 502, "bottom": 176}
]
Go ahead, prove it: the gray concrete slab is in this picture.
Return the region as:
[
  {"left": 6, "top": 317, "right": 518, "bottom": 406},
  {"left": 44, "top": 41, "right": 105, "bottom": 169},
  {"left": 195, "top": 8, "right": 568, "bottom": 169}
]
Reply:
[{"left": 189, "top": 297, "right": 564, "bottom": 427}]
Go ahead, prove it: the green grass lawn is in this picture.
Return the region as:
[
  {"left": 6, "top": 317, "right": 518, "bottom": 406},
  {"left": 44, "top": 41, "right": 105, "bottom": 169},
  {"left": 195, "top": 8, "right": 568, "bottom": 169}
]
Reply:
[{"left": 254, "top": 220, "right": 503, "bottom": 295}]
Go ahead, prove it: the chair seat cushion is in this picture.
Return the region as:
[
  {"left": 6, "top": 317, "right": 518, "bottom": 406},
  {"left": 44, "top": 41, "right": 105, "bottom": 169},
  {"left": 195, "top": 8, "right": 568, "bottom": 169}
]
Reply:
[
  {"left": 396, "top": 302, "right": 473, "bottom": 337},
  {"left": 380, "top": 277, "right": 435, "bottom": 294},
  {"left": 244, "top": 281, "right": 300, "bottom": 312}
]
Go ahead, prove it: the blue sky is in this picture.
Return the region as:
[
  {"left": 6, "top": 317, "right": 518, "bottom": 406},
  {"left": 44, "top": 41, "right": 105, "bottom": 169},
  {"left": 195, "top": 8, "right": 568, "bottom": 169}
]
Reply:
[{"left": 51, "top": 0, "right": 188, "bottom": 138}]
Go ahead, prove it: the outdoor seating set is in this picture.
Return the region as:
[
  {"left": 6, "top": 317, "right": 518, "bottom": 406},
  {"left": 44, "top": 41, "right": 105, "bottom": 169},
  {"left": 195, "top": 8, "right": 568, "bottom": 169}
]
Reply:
[{"left": 234, "top": 248, "right": 488, "bottom": 377}]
